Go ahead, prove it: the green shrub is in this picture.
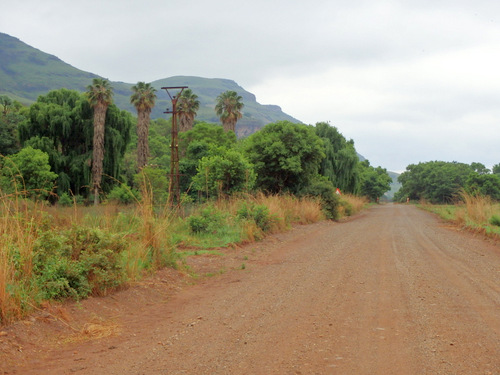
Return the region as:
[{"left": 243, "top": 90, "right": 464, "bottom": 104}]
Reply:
[
  {"left": 237, "top": 202, "right": 273, "bottom": 231},
  {"left": 300, "top": 178, "right": 340, "bottom": 220},
  {"left": 490, "top": 215, "right": 500, "bottom": 227},
  {"left": 58, "top": 192, "right": 73, "bottom": 206},
  {"left": 31, "top": 225, "right": 127, "bottom": 299},
  {"left": 340, "top": 200, "right": 354, "bottom": 216},
  {"left": 107, "top": 184, "right": 140, "bottom": 204},
  {"left": 187, "top": 206, "right": 224, "bottom": 234}
]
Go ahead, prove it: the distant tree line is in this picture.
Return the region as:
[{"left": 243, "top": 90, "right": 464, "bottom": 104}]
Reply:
[
  {"left": 394, "top": 161, "right": 500, "bottom": 203},
  {"left": 0, "top": 80, "right": 392, "bottom": 208}
]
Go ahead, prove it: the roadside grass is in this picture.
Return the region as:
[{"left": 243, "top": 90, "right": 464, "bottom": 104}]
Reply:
[
  {"left": 0, "top": 189, "right": 368, "bottom": 325},
  {"left": 338, "top": 194, "right": 369, "bottom": 217},
  {"left": 420, "top": 191, "right": 500, "bottom": 238}
]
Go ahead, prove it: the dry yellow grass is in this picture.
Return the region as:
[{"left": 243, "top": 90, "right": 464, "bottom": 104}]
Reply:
[
  {"left": 338, "top": 194, "right": 369, "bottom": 217},
  {"left": 459, "top": 191, "right": 494, "bottom": 225}
]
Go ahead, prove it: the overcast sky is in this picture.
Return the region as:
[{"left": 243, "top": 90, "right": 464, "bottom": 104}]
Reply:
[{"left": 1, "top": 0, "right": 499, "bottom": 172}]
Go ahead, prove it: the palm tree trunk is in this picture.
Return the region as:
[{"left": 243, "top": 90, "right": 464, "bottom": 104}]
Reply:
[
  {"left": 223, "top": 119, "right": 236, "bottom": 133},
  {"left": 92, "top": 103, "right": 107, "bottom": 205},
  {"left": 136, "top": 110, "right": 150, "bottom": 170}
]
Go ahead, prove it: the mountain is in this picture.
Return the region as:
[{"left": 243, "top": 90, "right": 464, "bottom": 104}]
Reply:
[
  {"left": 0, "top": 32, "right": 402, "bottom": 190},
  {"left": 384, "top": 171, "right": 401, "bottom": 200},
  {"left": 0, "top": 32, "right": 300, "bottom": 136}
]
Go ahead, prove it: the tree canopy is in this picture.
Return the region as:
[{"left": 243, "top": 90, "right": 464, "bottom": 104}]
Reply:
[
  {"left": 18, "top": 88, "right": 132, "bottom": 198},
  {"left": 358, "top": 160, "right": 392, "bottom": 201},
  {"left": 244, "top": 121, "right": 325, "bottom": 194},
  {"left": 215, "top": 91, "right": 243, "bottom": 133},
  {"left": 395, "top": 161, "right": 474, "bottom": 203},
  {"left": 314, "top": 122, "right": 360, "bottom": 194}
]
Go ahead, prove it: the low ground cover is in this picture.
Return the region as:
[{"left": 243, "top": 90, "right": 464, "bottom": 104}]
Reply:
[
  {"left": 419, "top": 192, "right": 500, "bottom": 238},
  {"left": 0, "top": 192, "right": 367, "bottom": 325}
]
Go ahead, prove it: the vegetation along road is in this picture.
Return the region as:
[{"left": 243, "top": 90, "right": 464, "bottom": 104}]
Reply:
[{"left": 3, "top": 204, "right": 500, "bottom": 374}]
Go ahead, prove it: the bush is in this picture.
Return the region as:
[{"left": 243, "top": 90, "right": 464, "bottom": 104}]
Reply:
[
  {"left": 187, "top": 206, "right": 224, "bottom": 234},
  {"left": 31, "top": 225, "right": 127, "bottom": 299},
  {"left": 107, "top": 184, "right": 140, "bottom": 204},
  {"left": 58, "top": 192, "right": 73, "bottom": 206},
  {"left": 237, "top": 202, "right": 274, "bottom": 232},
  {"left": 490, "top": 215, "right": 500, "bottom": 227},
  {"left": 299, "top": 178, "right": 340, "bottom": 220}
]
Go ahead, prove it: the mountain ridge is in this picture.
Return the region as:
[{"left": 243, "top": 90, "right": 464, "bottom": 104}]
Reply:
[{"left": 0, "top": 32, "right": 299, "bottom": 136}]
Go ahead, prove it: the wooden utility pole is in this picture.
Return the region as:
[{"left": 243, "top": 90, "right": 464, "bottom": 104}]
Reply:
[{"left": 162, "top": 86, "right": 187, "bottom": 208}]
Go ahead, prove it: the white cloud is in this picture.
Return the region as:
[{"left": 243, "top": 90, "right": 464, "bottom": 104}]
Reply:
[{"left": 1, "top": 0, "right": 499, "bottom": 171}]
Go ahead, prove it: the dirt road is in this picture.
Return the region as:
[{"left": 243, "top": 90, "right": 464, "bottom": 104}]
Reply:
[{"left": 2, "top": 204, "right": 500, "bottom": 374}]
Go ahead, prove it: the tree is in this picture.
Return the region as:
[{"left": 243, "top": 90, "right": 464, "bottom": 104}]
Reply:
[
  {"left": 0, "top": 95, "right": 22, "bottom": 155},
  {"left": 0, "top": 95, "right": 13, "bottom": 117},
  {"left": 470, "top": 162, "right": 490, "bottom": 175},
  {"left": 86, "top": 78, "right": 114, "bottom": 205},
  {"left": 314, "top": 122, "right": 360, "bottom": 194},
  {"left": 492, "top": 163, "right": 500, "bottom": 175},
  {"left": 465, "top": 172, "right": 500, "bottom": 200},
  {"left": 130, "top": 82, "right": 157, "bottom": 171},
  {"left": 358, "top": 160, "right": 392, "bottom": 202},
  {"left": 0, "top": 146, "right": 58, "bottom": 199},
  {"left": 178, "top": 122, "right": 237, "bottom": 194},
  {"left": 192, "top": 146, "right": 255, "bottom": 198},
  {"left": 395, "top": 161, "right": 473, "bottom": 203},
  {"left": 177, "top": 89, "right": 199, "bottom": 133},
  {"left": 215, "top": 90, "right": 243, "bottom": 133},
  {"left": 244, "top": 121, "right": 325, "bottom": 194},
  {"left": 19, "top": 88, "right": 131, "bottom": 199}
]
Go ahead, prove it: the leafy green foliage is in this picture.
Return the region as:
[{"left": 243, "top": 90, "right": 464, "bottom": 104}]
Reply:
[
  {"left": 299, "top": 178, "right": 340, "bottom": 219},
  {"left": 179, "top": 122, "right": 236, "bottom": 194},
  {"left": 107, "top": 184, "right": 140, "bottom": 204},
  {"left": 18, "top": 89, "right": 132, "bottom": 198},
  {"left": 215, "top": 90, "right": 244, "bottom": 132},
  {"left": 29, "top": 225, "right": 127, "bottom": 300},
  {"left": 0, "top": 146, "right": 58, "bottom": 199},
  {"left": 187, "top": 206, "right": 224, "bottom": 233},
  {"left": 58, "top": 192, "right": 73, "bottom": 206},
  {"left": 395, "top": 161, "right": 500, "bottom": 203},
  {"left": 0, "top": 95, "right": 22, "bottom": 155},
  {"left": 465, "top": 172, "right": 500, "bottom": 200},
  {"left": 493, "top": 163, "right": 500, "bottom": 175},
  {"left": 315, "top": 122, "right": 360, "bottom": 194},
  {"left": 237, "top": 202, "right": 274, "bottom": 231},
  {"left": 358, "top": 160, "right": 392, "bottom": 202},
  {"left": 134, "top": 166, "right": 169, "bottom": 204},
  {"left": 193, "top": 146, "right": 256, "bottom": 197},
  {"left": 490, "top": 215, "right": 500, "bottom": 227},
  {"left": 244, "top": 121, "right": 325, "bottom": 194}
]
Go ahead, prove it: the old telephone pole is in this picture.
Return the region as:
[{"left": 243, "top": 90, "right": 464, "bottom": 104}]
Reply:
[{"left": 162, "top": 86, "right": 187, "bottom": 208}]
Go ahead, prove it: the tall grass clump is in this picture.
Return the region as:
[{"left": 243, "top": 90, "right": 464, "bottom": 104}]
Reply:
[
  {"left": 423, "top": 191, "right": 500, "bottom": 238},
  {"left": 338, "top": 194, "right": 369, "bottom": 217},
  {"left": 0, "top": 194, "right": 46, "bottom": 323},
  {"left": 458, "top": 190, "right": 494, "bottom": 225}
]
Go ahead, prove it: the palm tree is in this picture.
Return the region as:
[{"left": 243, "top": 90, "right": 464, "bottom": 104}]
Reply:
[
  {"left": 130, "top": 82, "right": 157, "bottom": 170},
  {"left": 177, "top": 89, "right": 200, "bottom": 132},
  {"left": 86, "top": 78, "right": 113, "bottom": 205},
  {"left": 215, "top": 90, "right": 244, "bottom": 133}
]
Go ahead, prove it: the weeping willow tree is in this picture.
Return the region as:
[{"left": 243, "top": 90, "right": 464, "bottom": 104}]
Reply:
[
  {"left": 315, "top": 122, "right": 361, "bottom": 194},
  {"left": 18, "top": 88, "right": 132, "bottom": 200}
]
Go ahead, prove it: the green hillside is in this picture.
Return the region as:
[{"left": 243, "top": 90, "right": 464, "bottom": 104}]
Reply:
[
  {"left": 384, "top": 171, "right": 401, "bottom": 200},
  {"left": 0, "top": 33, "right": 99, "bottom": 102},
  {"left": 0, "top": 32, "right": 299, "bottom": 136}
]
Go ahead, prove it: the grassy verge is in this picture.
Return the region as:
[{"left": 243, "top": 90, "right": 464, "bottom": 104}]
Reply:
[
  {"left": 419, "top": 192, "right": 500, "bottom": 238},
  {"left": 0, "top": 192, "right": 367, "bottom": 325}
]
